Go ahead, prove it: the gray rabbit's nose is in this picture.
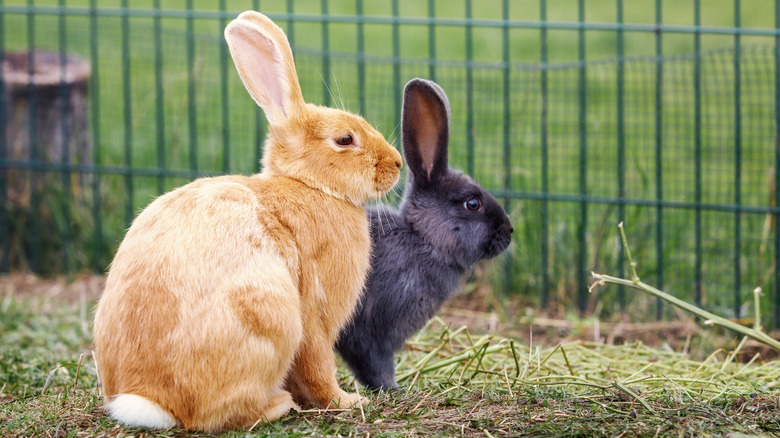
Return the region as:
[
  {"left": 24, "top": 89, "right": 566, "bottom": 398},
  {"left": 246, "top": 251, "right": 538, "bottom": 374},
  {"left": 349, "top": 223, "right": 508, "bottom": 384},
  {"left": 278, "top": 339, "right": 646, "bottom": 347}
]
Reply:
[{"left": 500, "top": 220, "right": 514, "bottom": 234}]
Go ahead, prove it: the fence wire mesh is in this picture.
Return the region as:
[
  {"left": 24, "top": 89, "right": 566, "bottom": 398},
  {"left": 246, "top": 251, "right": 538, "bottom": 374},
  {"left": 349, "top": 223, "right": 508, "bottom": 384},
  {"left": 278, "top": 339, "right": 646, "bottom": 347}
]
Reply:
[{"left": 1, "top": 0, "right": 780, "bottom": 327}]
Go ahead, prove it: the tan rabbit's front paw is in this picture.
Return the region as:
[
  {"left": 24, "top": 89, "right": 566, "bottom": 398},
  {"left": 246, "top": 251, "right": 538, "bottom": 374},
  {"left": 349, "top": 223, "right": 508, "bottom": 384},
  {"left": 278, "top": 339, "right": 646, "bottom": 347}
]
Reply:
[{"left": 328, "top": 390, "right": 369, "bottom": 409}]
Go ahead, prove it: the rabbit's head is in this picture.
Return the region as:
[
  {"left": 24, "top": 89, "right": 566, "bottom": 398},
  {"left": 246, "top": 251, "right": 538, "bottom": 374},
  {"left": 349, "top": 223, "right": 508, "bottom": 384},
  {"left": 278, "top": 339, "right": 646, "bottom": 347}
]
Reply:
[
  {"left": 399, "top": 78, "right": 513, "bottom": 270},
  {"left": 225, "top": 11, "right": 402, "bottom": 205}
]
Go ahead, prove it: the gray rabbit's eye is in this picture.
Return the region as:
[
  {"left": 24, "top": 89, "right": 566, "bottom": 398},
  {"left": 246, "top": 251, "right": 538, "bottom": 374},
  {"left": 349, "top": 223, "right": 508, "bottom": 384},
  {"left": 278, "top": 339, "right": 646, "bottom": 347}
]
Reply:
[
  {"left": 464, "top": 197, "right": 481, "bottom": 212},
  {"left": 335, "top": 134, "right": 354, "bottom": 147}
]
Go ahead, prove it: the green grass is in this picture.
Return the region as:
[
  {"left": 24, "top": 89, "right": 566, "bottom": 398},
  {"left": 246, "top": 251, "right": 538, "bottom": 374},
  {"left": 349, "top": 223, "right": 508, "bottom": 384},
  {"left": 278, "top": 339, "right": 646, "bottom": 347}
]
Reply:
[
  {"left": 2, "top": 0, "right": 779, "bottom": 321},
  {"left": 2, "top": 278, "right": 780, "bottom": 437}
]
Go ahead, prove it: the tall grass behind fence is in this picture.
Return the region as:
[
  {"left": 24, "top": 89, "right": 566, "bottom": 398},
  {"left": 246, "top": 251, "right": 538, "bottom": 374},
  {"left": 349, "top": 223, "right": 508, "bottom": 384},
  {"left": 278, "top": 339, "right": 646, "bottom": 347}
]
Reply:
[{"left": 1, "top": 0, "right": 780, "bottom": 327}]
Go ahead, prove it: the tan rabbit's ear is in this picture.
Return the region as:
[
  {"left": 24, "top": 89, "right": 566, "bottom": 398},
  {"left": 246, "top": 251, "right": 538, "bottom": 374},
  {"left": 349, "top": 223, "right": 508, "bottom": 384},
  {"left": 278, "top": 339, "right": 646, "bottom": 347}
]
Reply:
[{"left": 225, "top": 11, "right": 305, "bottom": 126}]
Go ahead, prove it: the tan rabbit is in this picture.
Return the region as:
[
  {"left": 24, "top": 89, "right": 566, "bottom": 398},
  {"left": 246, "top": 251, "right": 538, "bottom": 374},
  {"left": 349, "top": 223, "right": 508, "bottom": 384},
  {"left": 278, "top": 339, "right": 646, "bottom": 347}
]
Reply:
[{"left": 92, "top": 11, "right": 402, "bottom": 432}]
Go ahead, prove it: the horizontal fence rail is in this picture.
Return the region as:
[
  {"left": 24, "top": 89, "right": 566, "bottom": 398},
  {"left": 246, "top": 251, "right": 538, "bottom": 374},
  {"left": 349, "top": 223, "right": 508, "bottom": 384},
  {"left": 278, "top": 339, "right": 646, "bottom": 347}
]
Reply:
[
  {"left": 1, "top": 0, "right": 780, "bottom": 329},
  {"left": 6, "top": 4, "right": 780, "bottom": 38}
]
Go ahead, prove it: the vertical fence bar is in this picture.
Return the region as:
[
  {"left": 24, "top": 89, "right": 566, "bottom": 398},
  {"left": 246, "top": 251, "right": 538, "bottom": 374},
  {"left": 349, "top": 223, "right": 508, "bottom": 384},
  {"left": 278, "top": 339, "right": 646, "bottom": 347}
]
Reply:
[
  {"left": 355, "top": 0, "right": 366, "bottom": 114},
  {"left": 616, "top": 0, "right": 626, "bottom": 311},
  {"left": 58, "top": 0, "right": 72, "bottom": 273},
  {"left": 392, "top": 0, "right": 401, "bottom": 132},
  {"left": 465, "top": 0, "right": 474, "bottom": 176},
  {"left": 655, "top": 0, "right": 665, "bottom": 320},
  {"left": 286, "top": 0, "right": 295, "bottom": 49},
  {"left": 775, "top": 0, "right": 780, "bottom": 329},
  {"left": 121, "top": 0, "right": 133, "bottom": 229},
  {"left": 321, "top": 0, "right": 330, "bottom": 107},
  {"left": 501, "top": 0, "right": 513, "bottom": 292},
  {"left": 153, "top": 0, "right": 166, "bottom": 192},
  {"left": 577, "top": 0, "right": 588, "bottom": 314},
  {"left": 220, "top": 0, "right": 230, "bottom": 174},
  {"left": 253, "top": 0, "right": 263, "bottom": 173},
  {"left": 733, "top": 0, "right": 743, "bottom": 319},
  {"left": 0, "top": 0, "right": 8, "bottom": 272},
  {"left": 356, "top": 0, "right": 365, "bottom": 116},
  {"left": 501, "top": 0, "right": 510, "bottom": 198},
  {"left": 90, "top": 0, "right": 103, "bottom": 272},
  {"left": 26, "top": 0, "right": 40, "bottom": 273},
  {"left": 428, "top": 0, "right": 435, "bottom": 81},
  {"left": 186, "top": 0, "right": 197, "bottom": 177},
  {"left": 694, "top": 0, "right": 703, "bottom": 308},
  {"left": 540, "top": 0, "right": 550, "bottom": 307}
]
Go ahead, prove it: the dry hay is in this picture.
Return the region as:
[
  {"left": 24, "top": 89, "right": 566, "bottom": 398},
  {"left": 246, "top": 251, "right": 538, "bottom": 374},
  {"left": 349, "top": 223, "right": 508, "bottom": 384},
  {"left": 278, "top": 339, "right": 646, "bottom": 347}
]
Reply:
[{"left": 391, "top": 317, "right": 780, "bottom": 410}]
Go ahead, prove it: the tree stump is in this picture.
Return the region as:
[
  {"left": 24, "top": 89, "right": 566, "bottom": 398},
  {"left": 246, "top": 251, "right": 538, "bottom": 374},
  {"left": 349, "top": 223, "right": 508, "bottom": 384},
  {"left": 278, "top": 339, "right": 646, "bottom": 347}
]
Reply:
[
  {"left": 2, "top": 50, "right": 92, "bottom": 274},
  {"left": 3, "top": 50, "right": 91, "bottom": 202}
]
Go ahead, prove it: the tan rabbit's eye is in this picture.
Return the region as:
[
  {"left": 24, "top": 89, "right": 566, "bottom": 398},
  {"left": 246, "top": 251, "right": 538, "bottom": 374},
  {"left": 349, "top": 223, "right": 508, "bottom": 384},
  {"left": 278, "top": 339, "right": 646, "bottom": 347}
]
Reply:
[
  {"left": 335, "top": 134, "right": 354, "bottom": 147},
  {"left": 464, "top": 197, "right": 482, "bottom": 212}
]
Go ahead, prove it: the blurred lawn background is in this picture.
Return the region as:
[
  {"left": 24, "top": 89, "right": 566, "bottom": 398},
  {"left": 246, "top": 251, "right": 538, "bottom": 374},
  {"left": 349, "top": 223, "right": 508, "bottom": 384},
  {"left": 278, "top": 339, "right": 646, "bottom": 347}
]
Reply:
[{"left": 2, "top": 0, "right": 779, "bottom": 325}]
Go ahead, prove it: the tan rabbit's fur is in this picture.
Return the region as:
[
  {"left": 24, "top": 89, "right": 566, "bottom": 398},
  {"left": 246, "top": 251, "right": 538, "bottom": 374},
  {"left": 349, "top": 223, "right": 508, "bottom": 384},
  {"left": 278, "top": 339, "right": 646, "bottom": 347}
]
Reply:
[{"left": 92, "top": 11, "right": 402, "bottom": 432}]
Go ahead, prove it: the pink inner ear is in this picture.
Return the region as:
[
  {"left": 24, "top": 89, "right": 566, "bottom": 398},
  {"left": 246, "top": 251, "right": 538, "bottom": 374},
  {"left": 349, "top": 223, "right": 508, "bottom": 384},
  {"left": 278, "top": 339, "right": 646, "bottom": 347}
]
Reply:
[
  {"left": 228, "top": 24, "right": 288, "bottom": 119},
  {"left": 413, "top": 92, "right": 443, "bottom": 179}
]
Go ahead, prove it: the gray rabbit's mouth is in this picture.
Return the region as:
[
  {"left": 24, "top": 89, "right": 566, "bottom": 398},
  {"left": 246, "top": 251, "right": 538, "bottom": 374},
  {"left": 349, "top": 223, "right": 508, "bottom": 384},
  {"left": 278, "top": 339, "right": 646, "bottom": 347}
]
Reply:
[{"left": 485, "top": 221, "right": 513, "bottom": 258}]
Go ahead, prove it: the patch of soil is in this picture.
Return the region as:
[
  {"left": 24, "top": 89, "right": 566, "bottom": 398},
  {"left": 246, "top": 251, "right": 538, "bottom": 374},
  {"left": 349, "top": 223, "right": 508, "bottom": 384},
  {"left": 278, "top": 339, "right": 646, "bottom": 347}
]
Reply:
[
  {"left": 440, "top": 277, "right": 780, "bottom": 361},
  {"left": 1, "top": 272, "right": 104, "bottom": 302},
  {"left": 439, "top": 301, "right": 702, "bottom": 348},
  {"left": 4, "top": 271, "right": 780, "bottom": 361}
]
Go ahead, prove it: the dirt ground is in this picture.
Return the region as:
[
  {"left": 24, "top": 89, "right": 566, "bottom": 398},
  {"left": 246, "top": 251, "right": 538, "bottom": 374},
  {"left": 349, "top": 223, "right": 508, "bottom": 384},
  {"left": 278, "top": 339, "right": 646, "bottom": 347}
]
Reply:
[{"left": 3, "top": 271, "right": 777, "bottom": 362}]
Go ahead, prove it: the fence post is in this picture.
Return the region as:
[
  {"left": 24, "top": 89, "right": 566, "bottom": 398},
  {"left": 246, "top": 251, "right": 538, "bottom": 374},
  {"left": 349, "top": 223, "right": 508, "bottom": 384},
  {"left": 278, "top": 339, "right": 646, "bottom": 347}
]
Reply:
[
  {"left": 356, "top": 0, "right": 365, "bottom": 116},
  {"left": 121, "top": 0, "right": 134, "bottom": 229},
  {"left": 26, "top": 0, "right": 40, "bottom": 273},
  {"left": 694, "top": 0, "right": 703, "bottom": 309},
  {"left": 186, "top": 0, "right": 197, "bottom": 178},
  {"left": 321, "top": 0, "right": 330, "bottom": 107},
  {"left": 577, "top": 0, "right": 589, "bottom": 315},
  {"left": 733, "top": 0, "right": 743, "bottom": 320},
  {"left": 154, "top": 0, "right": 166, "bottom": 192},
  {"left": 465, "top": 0, "right": 474, "bottom": 177},
  {"left": 540, "top": 0, "right": 550, "bottom": 307},
  {"left": 501, "top": 0, "right": 513, "bottom": 294},
  {"left": 286, "top": 0, "right": 295, "bottom": 49},
  {"left": 616, "top": 0, "right": 626, "bottom": 311},
  {"left": 58, "top": 0, "right": 73, "bottom": 273},
  {"left": 655, "top": 0, "right": 665, "bottom": 320},
  {"left": 220, "top": 0, "right": 230, "bottom": 174},
  {"left": 0, "top": 0, "right": 7, "bottom": 273},
  {"left": 775, "top": 0, "right": 780, "bottom": 329},
  {"left": 89, "top": 0, "right": 103, "bottom": 273},
  {"left": 428, "top": 0, "right": 435, "bottom": 82},
  {"left": 392, "top": 0, "right": 400, "bottom": 133},
  {"left": 253, "top": 0, "right": 264, "bottom": 173}
]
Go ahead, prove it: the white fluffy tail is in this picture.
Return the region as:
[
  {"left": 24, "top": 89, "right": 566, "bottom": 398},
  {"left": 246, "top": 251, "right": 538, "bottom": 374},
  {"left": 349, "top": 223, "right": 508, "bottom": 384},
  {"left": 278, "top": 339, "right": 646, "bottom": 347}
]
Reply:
[{"left": 105, "top": 393, "right": 178, "bottom": 429}]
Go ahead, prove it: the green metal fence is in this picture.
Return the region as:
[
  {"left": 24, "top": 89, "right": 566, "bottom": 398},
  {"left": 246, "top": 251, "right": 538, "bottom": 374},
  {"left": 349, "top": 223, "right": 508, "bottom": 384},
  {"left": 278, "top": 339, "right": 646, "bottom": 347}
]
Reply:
[{"left": 2, "top": 0, "right": 780, "bottom": 327}]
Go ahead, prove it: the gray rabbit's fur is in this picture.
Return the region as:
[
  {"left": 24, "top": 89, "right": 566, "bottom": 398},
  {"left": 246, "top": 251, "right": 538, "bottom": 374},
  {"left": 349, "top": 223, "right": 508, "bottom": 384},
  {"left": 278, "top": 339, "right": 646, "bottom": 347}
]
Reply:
[{"left": 336, "top": 78, "right": 513, "bottom": 390}]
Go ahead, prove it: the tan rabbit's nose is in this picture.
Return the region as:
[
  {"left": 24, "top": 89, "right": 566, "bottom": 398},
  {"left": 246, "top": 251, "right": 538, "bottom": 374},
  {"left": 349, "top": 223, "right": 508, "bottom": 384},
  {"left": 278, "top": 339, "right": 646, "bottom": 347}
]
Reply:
[{"left": 390, "top": 147, "right": 403, "bottom": 169}]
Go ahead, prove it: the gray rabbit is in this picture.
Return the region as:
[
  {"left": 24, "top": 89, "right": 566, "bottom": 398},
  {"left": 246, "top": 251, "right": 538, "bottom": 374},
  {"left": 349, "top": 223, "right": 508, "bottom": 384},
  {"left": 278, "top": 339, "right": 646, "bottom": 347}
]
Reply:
[{"left": 336, "top": 78, "right": 514, "bottom": 390}]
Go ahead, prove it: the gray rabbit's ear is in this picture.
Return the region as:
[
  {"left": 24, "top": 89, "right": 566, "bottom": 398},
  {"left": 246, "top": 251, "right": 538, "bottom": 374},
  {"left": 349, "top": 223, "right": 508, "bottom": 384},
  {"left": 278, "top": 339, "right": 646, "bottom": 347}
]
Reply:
[{"left": 401, "top": 78, "right": 451, "bottom": 187}]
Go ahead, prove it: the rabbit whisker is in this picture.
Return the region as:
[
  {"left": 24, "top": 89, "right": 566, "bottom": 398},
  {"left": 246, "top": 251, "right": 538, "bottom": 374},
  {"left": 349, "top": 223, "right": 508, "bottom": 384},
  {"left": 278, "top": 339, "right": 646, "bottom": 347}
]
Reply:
[
  {"left": 375, "top": 196, "right": 388, "bottom": 236},
  {"left": 469, "top": 246, "right": 491, "bottom": 271},
  {"left": 379, "top": 185, "right": 400, "bottom": 234},
  {"left": 377, "top": 209, "right": 386, "bottom": 236},
  {"left": 388, "top": 123, "right": 401, "bottom": 150},
  {"left": 333, "top": 75, "right": 347, "bottom": 112},
  {"left": 318, "top": 69, "right": 345, "bottom": 111}
]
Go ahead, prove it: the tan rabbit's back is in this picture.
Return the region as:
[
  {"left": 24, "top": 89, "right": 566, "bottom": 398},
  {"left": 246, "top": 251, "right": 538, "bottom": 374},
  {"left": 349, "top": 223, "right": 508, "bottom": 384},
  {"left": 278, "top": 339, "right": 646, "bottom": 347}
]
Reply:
[
  {"left": 93, "top": 10, "right": 401, "bottom": 432},
  {"left": 95, "top": 175, "right": 304, "bottom": 430}
]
